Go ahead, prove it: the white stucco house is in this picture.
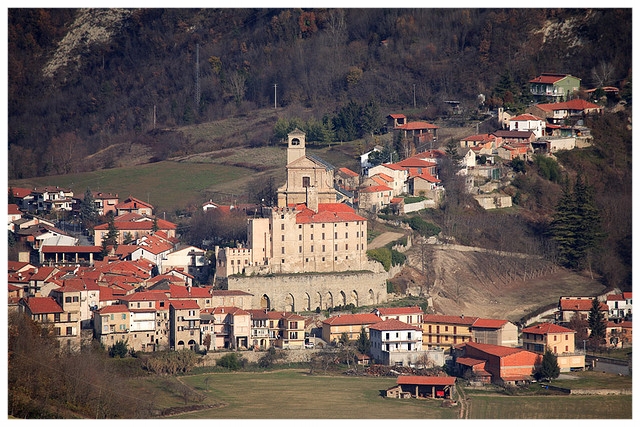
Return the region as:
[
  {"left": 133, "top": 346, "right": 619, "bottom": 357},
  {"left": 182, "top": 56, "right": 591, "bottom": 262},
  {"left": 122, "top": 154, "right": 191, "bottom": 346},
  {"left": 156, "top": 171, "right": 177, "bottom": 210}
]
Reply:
[{"left": 369, "top": 318, "right": 424, "bottom": 367}]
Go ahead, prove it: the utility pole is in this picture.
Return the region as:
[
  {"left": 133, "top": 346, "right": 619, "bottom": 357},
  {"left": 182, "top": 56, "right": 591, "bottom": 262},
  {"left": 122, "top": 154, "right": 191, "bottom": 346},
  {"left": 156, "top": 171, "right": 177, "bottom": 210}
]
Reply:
[{"left": 273, "top": 83, "right": 277, "bottom": 109}]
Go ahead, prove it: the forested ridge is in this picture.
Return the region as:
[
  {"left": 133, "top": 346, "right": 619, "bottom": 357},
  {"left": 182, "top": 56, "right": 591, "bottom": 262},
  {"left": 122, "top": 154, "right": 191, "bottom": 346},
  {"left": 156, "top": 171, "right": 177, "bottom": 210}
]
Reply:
[{"left": 8, "top": 8, "right": 632, "bottom": 179}]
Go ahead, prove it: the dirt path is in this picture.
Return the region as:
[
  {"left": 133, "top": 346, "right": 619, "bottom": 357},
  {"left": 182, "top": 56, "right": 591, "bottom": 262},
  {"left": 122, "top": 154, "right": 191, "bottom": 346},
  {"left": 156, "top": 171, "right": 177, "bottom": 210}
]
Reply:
[{"left": 368, "top": 231, "right": 406, "bottom": 249}]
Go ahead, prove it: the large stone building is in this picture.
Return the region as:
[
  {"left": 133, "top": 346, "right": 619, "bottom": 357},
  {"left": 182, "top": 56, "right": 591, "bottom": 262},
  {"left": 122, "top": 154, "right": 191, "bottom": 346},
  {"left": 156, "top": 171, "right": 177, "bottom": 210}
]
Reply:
[
  {"left": 216, "top": 129, "right": 375, "bottom": 277},
  {"left": 216, "top": 130, "right": 388, "bottom": 311}
]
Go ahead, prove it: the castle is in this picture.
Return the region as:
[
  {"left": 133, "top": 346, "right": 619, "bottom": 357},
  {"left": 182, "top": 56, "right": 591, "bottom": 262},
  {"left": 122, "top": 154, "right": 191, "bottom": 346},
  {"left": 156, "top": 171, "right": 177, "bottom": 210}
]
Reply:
[{"left": 215, "top": 130, "right": 388, "bottom": 311}]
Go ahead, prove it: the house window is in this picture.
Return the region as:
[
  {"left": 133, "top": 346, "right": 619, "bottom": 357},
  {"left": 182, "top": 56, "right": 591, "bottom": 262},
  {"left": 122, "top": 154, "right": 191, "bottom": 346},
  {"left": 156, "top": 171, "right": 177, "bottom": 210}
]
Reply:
[
  {"left": 66, "top": 327, "right": 73, "bottom": 335},
  {"left": 345, "top": 244, "right": 348, "bottom": 250},
  {"left": 310, "top": 245, "right": 313, "bottom": 252},
  {"left": 345, "top": 232, "right": 348, "bottom": 238},
  {"left": 565, "top": 345, "right": 569, "bottom": 352},
  {"left": 303, "top": 177, "right": 310, "bottom": 187},
  {"left": 65, "top": 296, "right": 72, "bottom": 303},
  {"left": 299, "top": 234, "right": 302, "bottom": 240},
  {"left": 322, "top": 233, "right": 325, "bottom": 239},
  {"left": 281, "top": 224, "right": 285, "bottom": 230},
  {"left": 322, "top": 245, "right": 325, "bottom": 252},
  {"left": 335, "top": 232, "right": 338, "bottom": 238},
  {"left": 282, "top": 235, "right": 285, "bottom": 241},
  {"left": 299, "top": 246, "right": 302, "bottom": 253},
  {"left": 310, "top": 234, "right": 313, "bottom": 240},
  {"left": 335, "top": 244, "right": 338, "bottom": 251},
  {"left": 281, "top": 247, "right": 285, "bottom": 254}
]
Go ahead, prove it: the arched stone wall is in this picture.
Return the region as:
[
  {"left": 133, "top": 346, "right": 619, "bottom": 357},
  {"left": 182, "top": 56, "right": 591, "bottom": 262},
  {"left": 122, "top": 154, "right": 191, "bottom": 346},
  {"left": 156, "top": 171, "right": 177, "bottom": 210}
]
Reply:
[{"left": 227, "top": 271, "right": 388, "bottom": 312}]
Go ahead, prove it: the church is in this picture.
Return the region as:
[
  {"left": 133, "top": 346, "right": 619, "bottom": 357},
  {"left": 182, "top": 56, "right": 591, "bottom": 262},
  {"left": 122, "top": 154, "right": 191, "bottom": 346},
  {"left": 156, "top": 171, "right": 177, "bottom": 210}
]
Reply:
[{"left": 215, "top": 129, "right": 371, "bottom": 277}]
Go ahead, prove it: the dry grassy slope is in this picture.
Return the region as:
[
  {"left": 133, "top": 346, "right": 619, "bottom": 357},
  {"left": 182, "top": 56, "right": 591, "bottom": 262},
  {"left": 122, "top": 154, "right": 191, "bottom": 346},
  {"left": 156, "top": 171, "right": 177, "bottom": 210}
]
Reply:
[{"left": 396, "top": 242, "right": 605, "bottom": 323}]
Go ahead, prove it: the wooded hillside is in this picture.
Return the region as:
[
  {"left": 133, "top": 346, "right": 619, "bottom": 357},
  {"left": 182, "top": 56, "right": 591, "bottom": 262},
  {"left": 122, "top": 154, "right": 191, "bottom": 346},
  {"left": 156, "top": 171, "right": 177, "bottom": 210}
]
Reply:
[{"left": 8, "top": 8, "right": 632, "bottom": 179}]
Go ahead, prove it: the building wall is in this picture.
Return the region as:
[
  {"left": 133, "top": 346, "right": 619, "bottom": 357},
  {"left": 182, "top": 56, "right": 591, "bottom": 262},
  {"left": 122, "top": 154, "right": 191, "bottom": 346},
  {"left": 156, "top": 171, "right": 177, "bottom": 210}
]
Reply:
[{"left": 227, "top": 270, "right": 388, "bottom": 313}]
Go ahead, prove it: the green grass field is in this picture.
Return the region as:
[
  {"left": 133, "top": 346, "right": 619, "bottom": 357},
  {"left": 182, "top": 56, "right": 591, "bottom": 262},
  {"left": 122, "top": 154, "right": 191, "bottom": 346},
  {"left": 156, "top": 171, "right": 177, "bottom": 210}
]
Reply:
[
  {"left": 122, "top": 368, "right": 632, "bottom": 419},
  {"left": 170, "top": 369, "right": 458, "bottom": 419},
  {"left": 467, "top": 394, "right": 632, "bottom": 419}
]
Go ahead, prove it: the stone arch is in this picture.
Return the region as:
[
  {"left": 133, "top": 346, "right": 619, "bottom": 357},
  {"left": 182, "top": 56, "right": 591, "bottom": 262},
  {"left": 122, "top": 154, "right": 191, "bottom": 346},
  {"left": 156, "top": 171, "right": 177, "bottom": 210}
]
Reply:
[
  {"left": 315, "top": 292, "right": 322, "bottom": 312},
  {"left": 351, "top": 290, "right": 359, "bottom": 307},
  {"left": 339, "top": 290, "right": 347, "bottom": 306},
  {"left": 325, "top": 292, "right": 333, "bottom": 309},
  {"left": 260, "top": 294, "right": 271, "bottom": 310},
  {"left": 304, "top": 292, "right": 311, "bottom": 311},
  {"left": 284, "top": 293, "right": 295, "bottom": 312},
  {"left": 369, "top": 289, "right": 376, "bottom": 305}
]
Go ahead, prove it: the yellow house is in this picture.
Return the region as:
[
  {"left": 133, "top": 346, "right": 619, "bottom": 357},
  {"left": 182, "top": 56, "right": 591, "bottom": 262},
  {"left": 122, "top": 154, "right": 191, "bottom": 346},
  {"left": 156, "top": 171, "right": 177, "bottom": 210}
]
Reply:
[
  {"left": 521, "top": 322, "right": 584, "bottom": 372},
  {"left": 18, "top": 296, "right": 82, "bottom": 351},
  {"left": 422, "top": 314, "right": 477, "bottom": 350},
  {"left": 321, "top": 313, "right": 382, "bottom": 344}
]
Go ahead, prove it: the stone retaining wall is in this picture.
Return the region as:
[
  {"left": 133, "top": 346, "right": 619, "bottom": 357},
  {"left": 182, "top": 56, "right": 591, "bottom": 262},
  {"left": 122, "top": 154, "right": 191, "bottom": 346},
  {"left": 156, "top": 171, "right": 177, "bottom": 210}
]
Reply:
[{"left": 226, "top": 270, "right": 389, "bottom": 312}]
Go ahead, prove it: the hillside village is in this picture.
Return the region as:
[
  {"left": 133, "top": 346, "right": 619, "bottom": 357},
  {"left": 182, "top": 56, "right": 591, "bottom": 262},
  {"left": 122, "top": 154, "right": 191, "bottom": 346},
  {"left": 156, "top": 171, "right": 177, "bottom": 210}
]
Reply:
[{"left": 8, "top": 72, "right": 632, "bottom": 394}]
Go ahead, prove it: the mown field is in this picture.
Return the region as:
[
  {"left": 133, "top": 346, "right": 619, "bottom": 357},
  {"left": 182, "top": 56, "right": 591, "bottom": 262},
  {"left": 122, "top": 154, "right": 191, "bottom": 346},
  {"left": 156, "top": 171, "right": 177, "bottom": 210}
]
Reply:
[{"left": 122, "top": 368, "right": 632, "bottom": 419}]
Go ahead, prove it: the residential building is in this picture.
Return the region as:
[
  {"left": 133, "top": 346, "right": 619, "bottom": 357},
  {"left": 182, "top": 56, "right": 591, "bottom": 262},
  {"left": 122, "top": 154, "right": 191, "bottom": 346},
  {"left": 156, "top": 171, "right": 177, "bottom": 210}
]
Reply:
[
  {"left": 507, "top": 113, "right": 546, "bottom": 138},
  {"left": 422, "top": 314, "right": 477, "bottom": 350},
  {"left": 277, "top": 312, "right": 306, "bottom": 349},
  {"left": 8, "top": 203, "right": 22, "bottom": 231},
  {"left": 605, "top": 320, "right": 632, "bottom": 349},
  {"left": 170, "top": 299, "right": 201, "bottom": 351},
  {"left": 606, "top": 292, "right": 632, "bottom": 322},
  {"left": 470, "top": 318, "right": 518, "bottom": 347},
  {"left": 94, "top": 304, "right": 131, "bottom": 348},
  {"left": 50, "top": 277, "right": 101, "bottom": 328},
  {"left": 453, "top": 342, "right": 539, "bottom": 385},
  {"left": 372, "top": 306, "right": 423, "bottom": 328},
  {"left": 557, "top": 296, "right": 609, "bottom": 323},
  {"left": 93, "top": 213, "right": 177, "bottom": 246},
  {"left": 19, "top": 296, "right": 81, "bottom": 352},
  {"left": 358, "top": 184, "right": 393, "bottom": 212},
  {"left": 91, "top": 192, "right": 119, "bottom": 216},
  {"left": 321, "top": 313, "right": 382, "bottom": 344},
  {"left": 521, "top": 322, "right": 584, "bottom": 372},
  {"left": 369, "top": 318, "right": 423, "bottom": 367},
  {"left": 30, "top": 186, "right": 75, "bottom": 213},
  {"left": 246, "top": 309, "right": 274, "bottom": 349},
  {"left": 115, "top": 196, "right": 153, "bottom": 216},
  {"left": 529, "top": 73, "right": 581, "bottom": 102},
  {"left": 118, "top": 291, "right": 170, "bottom": 352},
  {"left": 527, "top": 98, "right": 603, "bottom": 125}
]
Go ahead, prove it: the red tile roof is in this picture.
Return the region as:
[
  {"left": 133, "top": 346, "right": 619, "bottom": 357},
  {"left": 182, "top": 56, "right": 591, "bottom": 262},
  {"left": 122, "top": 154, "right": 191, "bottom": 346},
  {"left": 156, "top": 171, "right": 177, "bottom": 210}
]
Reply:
[
  {"left": 97, "top": 304, "right": 129, "bottom": 314},
  {"left": 398, "top": 121, "right": 439, "bottom": 130},
  {"left": 359, "top": 184, "right": 392, "bottom": 193},
  {"left": 323, "top": 313, "right": 381, "bottom": 326},
  {"left": 529, "top": 73, "right": 570, "bottom": 84},
  {"left": 170, "top": 299, "right": 200, "bottom": 310},
  {"left": 455, "top": 357, "right": 486, "bottom": 367},
  {"left": 41, "top": 245, "right": 102, "bottom": 253},
  {"left": 369, "top": 318, "right": 422, "bottom": 331},
  {"left": 338, "top": 167, "right": 359, "bottom": 177},
  {"left": 397, "top": 376, "right": 455, "bottom": 386},
  {"left": 472, "top": 318, "right": 508, "bottom": 329},
  {"left": 510, "top": 113, "right": 543, "bottom": 121},
  {"left": 9, "top": 187, "right": 33, "bottom": 198},
  {"left": 423, "top": 314, "right": 479, "bottom": 326},
  {"left": 21, "top": 297, "right": 64, "bottom": 314},
  {"left": 463, "top": 341, "right": 524, "bottom": 357},
  {"left": 559, "top": 298, "right": 607, "bottom": 311},
  {"left": 294, "top": 203, "right": 366, "bottom": 224},
  {"left": 522, "top": 322, "right": 575, "bottom": 335}
]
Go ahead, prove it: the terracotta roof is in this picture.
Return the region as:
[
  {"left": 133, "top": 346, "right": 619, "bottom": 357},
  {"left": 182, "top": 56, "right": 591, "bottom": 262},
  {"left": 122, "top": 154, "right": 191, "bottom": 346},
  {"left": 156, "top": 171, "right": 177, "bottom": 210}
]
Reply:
[
  {"left": 534, "top": 99, "right": 601, "bottom": 112},
  {"left": 30, "top": 266, "right": 58, "bottom": 281},
  {"left": 559, "top": 298, "right": 607, "bottom": 311},
  {"left": 409, "top": 171, "right": 440, "bottom": 183},
  {"left": 294, "top": 203, "right": 366, "bottom": 224},
  {"left": 369, "top": 318, "right": 422, "bottom": 331},
  {"left": 472, "top": 318, "right": 508, "bottom": 329},
  {"left": 455, "top": 357, "right": 486, "bottom": 367},
  {"left": 510, "top": 113, "right": 543, "bottom": 121},
  {"left": 9, "top": 187, "right": 33, "bottom": 198},
  {"left": 396, "top": 158, "right": 438, "bottom": 169},
  {"left": 359, "top": 184, "right": 393, "bottom": 193},
  {"left": 56, "top": 278, "right": 101, "bottom": 292},
  {"left": 423, "top": 314, "right": 479, "bottom": 326},
  {"left": 398, "top": 121, "right": 439, "bottom": 130},
  {"left": 338, "top": 167, "right": 359, "bottom": 177},
  {"left": 8, "top": 203, "right": 21, "bottom": 215},
  {"left": 529, "top": 73, "right": 571, "bottom": 84},
  {"left": 397, "top": 376, "right": 455, "bottom": 386},
  {"left": 115, "top": 196, "right": 153, "bottom": 210},
  {"left": 461, "top": 134, "right": 496, "bottom": 142},
  {"left": 323, "top": 313, "right": 382, "bottom": 326},
  {"left": 463, "top": 341, "right": 524, "bottom": 357},
  {"left": 21, "top": 297, "right": 64, "bottom": 314},
  {"left": 522, "top": 322, "right": 575, "bottom": 335},
  {"left": 170, "top": 299, "right": 200, "bottom": 310},
  {"left": 40, "top": 245, "right": 102, "bottom": 253},
  {"left": 388, "top": 113, "right": 406, "bottom": 119}
]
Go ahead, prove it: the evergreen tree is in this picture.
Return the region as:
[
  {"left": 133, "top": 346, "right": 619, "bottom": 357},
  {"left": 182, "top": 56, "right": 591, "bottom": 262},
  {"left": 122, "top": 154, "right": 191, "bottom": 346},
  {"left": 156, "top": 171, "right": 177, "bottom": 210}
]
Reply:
[
  {"left": 588, "top": 297, "right": 607, "bottom": 347},
  {"left": 356, "top": 327, "right": 371, "bottom": 355},
  {"left": 535, "top": 348, "right": 560, "bottom": 381},
  {"left": 8, "top": 187, "right": 16, "bottom": 204},
  {"left": 80, "top": 188, "right": 99, "bottom": 231},
  {"left": 101, "top": 215, "right": 119, "bottom": 255},
  {"left": 548, "top": 175, "right": 602, "bottom": 270}
]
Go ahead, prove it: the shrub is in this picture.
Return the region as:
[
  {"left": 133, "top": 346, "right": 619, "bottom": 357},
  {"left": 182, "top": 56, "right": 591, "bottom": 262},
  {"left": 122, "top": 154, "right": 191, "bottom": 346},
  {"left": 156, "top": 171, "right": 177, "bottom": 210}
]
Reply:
[
  {"left": 405, "top": 216, "right": 441, "bottom": 237},
  {"left": 217, "top": 352, "right": 244, "bottom": 371}
]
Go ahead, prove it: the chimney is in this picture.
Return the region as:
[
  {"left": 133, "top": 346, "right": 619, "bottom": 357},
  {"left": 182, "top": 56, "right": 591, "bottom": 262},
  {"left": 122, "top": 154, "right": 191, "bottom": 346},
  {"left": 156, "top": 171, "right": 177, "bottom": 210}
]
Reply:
[{"left": 306, "top": 186, "right": 318, "bottom": 213}]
